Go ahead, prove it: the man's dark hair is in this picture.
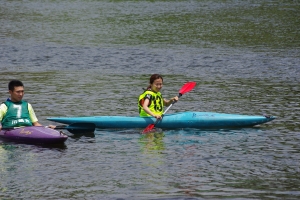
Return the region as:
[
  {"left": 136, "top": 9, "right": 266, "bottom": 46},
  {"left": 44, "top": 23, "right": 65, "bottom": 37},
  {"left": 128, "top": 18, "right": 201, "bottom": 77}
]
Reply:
[{"left": 8, "top": 80, "right": 24, "bottom": 91}]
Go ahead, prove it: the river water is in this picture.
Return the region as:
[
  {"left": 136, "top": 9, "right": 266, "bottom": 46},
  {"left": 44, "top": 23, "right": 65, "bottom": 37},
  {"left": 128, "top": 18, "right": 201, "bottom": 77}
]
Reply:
[{"left": 0, "top": 0, "right": 299, "bottom": 199}]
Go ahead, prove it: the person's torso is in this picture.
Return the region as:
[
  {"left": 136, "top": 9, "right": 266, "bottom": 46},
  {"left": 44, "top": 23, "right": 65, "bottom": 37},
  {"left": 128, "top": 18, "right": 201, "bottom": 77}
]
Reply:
[
  {"left": 138, "top": 90, "right": 163, "bottom": 117},
  {"left": 1, "top": 100, "right": 33, "bottom": 127}
]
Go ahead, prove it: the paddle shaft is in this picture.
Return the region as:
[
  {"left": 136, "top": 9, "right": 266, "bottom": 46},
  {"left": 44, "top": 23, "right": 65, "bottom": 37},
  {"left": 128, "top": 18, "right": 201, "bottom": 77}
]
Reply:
[{"left": 152, "top": 93, "right": 182, "bottom": 126}]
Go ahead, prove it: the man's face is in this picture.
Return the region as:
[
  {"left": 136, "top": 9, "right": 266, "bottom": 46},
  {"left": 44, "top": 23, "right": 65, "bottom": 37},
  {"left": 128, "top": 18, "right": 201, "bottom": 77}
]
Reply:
[{"left": 9, "top": 86, "right": 24, "bottom": 102}]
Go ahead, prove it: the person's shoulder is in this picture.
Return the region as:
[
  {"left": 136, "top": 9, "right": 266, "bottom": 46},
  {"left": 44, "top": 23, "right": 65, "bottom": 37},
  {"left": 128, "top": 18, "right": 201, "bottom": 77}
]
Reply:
[
  {"left": 1, "top": 100, "right": 8, "bottom": 106},
  {"left": 20, "top": 100, "right": 30, "bottom": 105},
  {"left": 0, "top": 102, "right": 7, "bottom": 109},
  {"left": 154, "top": 91, "right": 162, "bottom": 96},
  {"left": 2, "top": 98, "right": 10, "bottom": 104},
  {"left": 144, "top": 89, "right": 155, "bottom": 94},
  {"left": 23, "top": 101, "right": 32, "bottom": 107},
  {"left": 140, "top": 90, "right": 151, "bottom": 95}
]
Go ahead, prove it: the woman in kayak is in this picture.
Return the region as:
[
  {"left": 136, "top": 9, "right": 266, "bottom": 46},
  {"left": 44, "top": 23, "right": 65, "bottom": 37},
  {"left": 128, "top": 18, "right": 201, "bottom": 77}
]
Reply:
[
  {"left": 138, "top": 74, "right": 178, "bottom": 119},
  {"left": 0, "top": 80, "right": 56, "bottom": 130}
]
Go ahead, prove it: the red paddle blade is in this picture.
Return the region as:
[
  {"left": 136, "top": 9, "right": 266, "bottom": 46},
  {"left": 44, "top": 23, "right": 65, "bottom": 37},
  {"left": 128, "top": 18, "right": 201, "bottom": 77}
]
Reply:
[
  {"left": 141, "top": 123, "right": 155, "bottom": 134},
  {"left": 179, "top": 82, "right": 196, "bottom": 95}
]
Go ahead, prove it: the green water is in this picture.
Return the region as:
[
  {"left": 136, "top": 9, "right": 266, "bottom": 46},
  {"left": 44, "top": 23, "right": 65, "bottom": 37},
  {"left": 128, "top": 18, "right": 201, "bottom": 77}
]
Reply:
[{"left": 1, "top": 1, "right": 299, "bottom": 49}]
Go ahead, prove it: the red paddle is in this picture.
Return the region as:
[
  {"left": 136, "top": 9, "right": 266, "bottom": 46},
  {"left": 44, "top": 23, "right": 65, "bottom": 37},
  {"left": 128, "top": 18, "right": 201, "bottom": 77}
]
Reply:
[{"left": 141, "top": 81, "right": 196, "bottom": 134}]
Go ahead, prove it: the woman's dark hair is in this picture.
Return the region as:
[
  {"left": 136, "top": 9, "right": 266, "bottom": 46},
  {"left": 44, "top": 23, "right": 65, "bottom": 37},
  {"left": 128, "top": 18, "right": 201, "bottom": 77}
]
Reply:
[
  {"left": 145, "top": 74, "right": 163, "bottom": 90},
  {"left": 8, "top": 80, "right": 24, "bottom": 91}
]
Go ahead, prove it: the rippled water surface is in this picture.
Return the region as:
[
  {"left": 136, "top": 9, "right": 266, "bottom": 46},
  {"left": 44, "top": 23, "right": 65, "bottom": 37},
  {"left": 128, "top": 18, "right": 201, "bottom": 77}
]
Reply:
[{"left": 0, "top": 0, "right": 299, "bottom": 199}]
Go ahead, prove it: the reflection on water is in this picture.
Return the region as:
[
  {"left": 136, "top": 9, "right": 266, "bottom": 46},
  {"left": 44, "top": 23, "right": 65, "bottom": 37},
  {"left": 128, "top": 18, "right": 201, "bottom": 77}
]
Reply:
[{"left": 139, "top": 131, "right": 165, "bottom": 153}]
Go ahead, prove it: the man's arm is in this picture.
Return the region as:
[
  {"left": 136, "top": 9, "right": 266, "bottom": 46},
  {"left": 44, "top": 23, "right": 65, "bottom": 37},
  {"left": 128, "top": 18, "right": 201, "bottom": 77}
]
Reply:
[
  {"left": 0, "top": 103, "right": 8, "bottom": 130},
  {"left": 28, "top": 103, "right": 56, "bottom": 128},
  {"left": 28, "top": 103, "right": 40, "bottom": 126},
  {"left": 32, "top": 121, "right": 43, "bottom": 126}
]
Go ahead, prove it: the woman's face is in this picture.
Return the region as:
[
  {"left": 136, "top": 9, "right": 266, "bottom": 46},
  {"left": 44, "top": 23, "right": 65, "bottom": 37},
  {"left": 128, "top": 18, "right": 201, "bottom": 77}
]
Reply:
[{"left": 151, "top": 78, "right": 163, "bottom": 93}]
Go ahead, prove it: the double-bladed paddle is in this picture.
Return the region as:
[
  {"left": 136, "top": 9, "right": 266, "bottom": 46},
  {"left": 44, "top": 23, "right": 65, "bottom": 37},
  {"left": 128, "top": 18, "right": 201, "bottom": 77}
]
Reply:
[{"left": 141, "top": 81, "right": 196, "bottom": 134}]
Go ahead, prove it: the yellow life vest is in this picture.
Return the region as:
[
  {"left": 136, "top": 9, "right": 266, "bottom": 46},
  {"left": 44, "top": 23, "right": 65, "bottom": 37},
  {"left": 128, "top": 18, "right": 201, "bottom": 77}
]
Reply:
[{"left": 138, "top": 90, "right": 163, "bottom": 117}]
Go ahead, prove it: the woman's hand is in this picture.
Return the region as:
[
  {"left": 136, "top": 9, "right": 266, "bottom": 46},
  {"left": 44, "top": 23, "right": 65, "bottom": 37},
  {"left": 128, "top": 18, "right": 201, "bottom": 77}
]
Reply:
[
  {"left": 165, "top": 96, "right": 179, "bottom": 106},
  {"left": 172, "top": 96, "right": 179, "bottom": 102},
  {"left": 153, "top": 114, "right": 162, "bottom": 119}
]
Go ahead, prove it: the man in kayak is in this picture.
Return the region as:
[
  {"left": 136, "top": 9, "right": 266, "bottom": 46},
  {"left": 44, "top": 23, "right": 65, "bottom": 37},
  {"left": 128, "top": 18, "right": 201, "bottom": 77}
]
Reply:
[
  {"left": 0, "top": 80, "right": 56, "bottom": 130},
  {"left": 138, "top": 74, "right": 178, "bottom": 119}
]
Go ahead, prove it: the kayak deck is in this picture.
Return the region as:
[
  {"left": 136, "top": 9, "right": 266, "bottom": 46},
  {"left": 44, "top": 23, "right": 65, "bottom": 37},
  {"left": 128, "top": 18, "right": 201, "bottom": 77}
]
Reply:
[
  {"left": 47, "top": 112, "right": 275, "bottom": 129},
  {"left": 0, "top": 126, "right": 68, "bottom": 144}
]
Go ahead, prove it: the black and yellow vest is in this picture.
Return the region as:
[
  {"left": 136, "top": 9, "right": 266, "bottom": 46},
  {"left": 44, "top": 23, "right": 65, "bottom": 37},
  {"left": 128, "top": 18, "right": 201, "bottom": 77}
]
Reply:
[{"left": 138, "top": 90, "right": 163, "bottom": 117}]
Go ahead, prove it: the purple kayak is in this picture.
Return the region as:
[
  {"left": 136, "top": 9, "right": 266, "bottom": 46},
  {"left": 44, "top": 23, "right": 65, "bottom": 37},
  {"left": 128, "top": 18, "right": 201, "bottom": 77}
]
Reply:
[{"left": 0, "top": 126, "right": 68, "bottom": 144}]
